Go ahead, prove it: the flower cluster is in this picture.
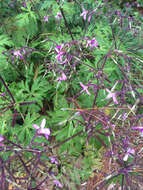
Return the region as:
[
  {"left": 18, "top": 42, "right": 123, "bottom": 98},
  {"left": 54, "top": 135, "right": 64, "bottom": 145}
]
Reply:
[
  {"left": 55, "top": 45, "right": 65, "bottom": 62},
  {"left": 56, "top": 72, "right": 67, "bottom": 81},
  {"left": 2, "top": 46, "right": 37, "bottom": 64},
  {"left": 1, "top": 1, "right": 143, "bottom": 189},
  {"left": 44, "top": 12, "right": 62, "bottom": 23},
  {"left": 86, "top": 37, "right": 98, "bottom": 50},
  {"left": 80, "top": 7, "right": 97, "bottom": 22},
  {"left": 32, "top": 119, "right": 50, "bottom": 140}
]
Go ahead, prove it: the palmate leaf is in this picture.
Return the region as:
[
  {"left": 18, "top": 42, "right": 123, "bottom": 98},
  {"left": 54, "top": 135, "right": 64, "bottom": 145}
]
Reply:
[
  {"left": 15, "top": 13, "right": 30, "bottom": 28},
  {"left": 0, "top": 34, "right": 13, "bottom": 47},
  {"left": 0, "top": 34, "right": 13, "bottom": 72},
  {"left": 13, "top": 12, "right": 38, "bottom": 46},
  {"left": 0, "top": 110, "right": 13, "bottom": 135},
  {"left": 38, "top": 0, "right": 53, "bottom": 10},
  {"left": 20, "top": 78, "right": 48, "bottom": 108},
  {"left": 13, "top": 112, "right": 39, "bottom": 145}
]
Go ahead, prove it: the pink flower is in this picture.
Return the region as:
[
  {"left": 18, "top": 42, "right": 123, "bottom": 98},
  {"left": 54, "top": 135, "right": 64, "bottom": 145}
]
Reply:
[
  {"left": 55, "top": 45, "right": 64, "bottom": 61},
  {"left": 86, "top": 38, "right": 98, "bottom": 50},
  {"left": 80, "top": 82, "right": 90, "bottom": 96},
  {"left": 80, "top": 8, "right": 88, "bottom": 21},
  {"left": 105, "top": 89, "right": 118, "bottom": 104},
  {"left": 123, "top": 148, "right": 135, "bottom": 161},
  {"left": 87, "top": 9, "right": 97, "bottom": 22},
  {"left": 50, "top": 156, "right": 58, "bottom": 165},
  {"left": 55, "top": 12, "right": 62, "bottom": 20},
  {"left": 32, "top": 119, "right": 50, "bottom": 140},
  {"left": 80, "top": 7, "right": 97, "bottom": 22},
  {"left": 44, "top": 15, "right": 49, "bottom": 22},
  {"left": 53, "top": 180, "right": 63, "bottom": 188},
  {"left": 56, "top": 52, "right": 63, "bottom": 61},
  {"left": 122, "top": 113, "right": 128, "bottom": 120},
  {"left": 56, "top": 72, "right": 67, "bottom": 81},
  {"left": 13, "top": 50, "right": 23, "bottom": 59},
  {"left": 0, "top": 92, "right": 5, "bottom": 96},
  {"left": 132, "top": 126, "right": 143, "bottom": 131},
  {"left": 132, "top": 126, "right": 143, "bottom": 137},
  {"left": 60, "top": 58, "right": 68, "bottom": 65},
  {"left": 9, "top": 3, "right": 14, "bottom": 7},
  {"left": 23, "top": 2, "right": 27, "bottom": 8}
]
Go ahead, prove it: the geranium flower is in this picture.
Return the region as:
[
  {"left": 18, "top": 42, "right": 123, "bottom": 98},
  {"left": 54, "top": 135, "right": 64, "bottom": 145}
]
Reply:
[
  {"left": 132, "top": 126, "right": 143, "bottom": 131},
  {"left": 56, "top": 72, "right": 67, "bottom": 81},
  {"left": 105, "top": 89, "right": 118, "bottom": 104},
  {"left": 122, "top": 113, "right": 128, "bottom": 120},
  {"left": 32, "top": 119, "right": 50, "bottom": 140},
  {"left": 0, "top": 92, "right": 5, "bottom": 96},
  {"left": 55, "top": 12, "right": 62, "bottom": 20},
  {"left": 86, "top": 38, "right": 98, "bottom": 50},
  {"left": 132, "top": 126, "right": 143, "bottom": 137},
  {"left": 13, "top": 50, "right": 23, "bottom": 59},
  {"left": 53, "top": 180, "right": 63, "bottom": 188},
  {"left": 80, "top": 8, "right": 88, "bottom": 21},
  {"left": 44, "top": 15, "right": 49, "bottom": 22},
  {"left": 123, "top": 148, "right": 135, "bottom": 161},
  {"left": 9, "top": 3, "right": 14, "bottom": 7},
  {"left": 49, "top": 156, "right": 58, "bottom": 165},
  {"left": 80, "top": 82, "right": 90, "bottom": 96},
  {"left": 87, "top": 8, "right": 97, "bottom": 22},
  {"left": 80, "top": 7, "right": 97, "bottom": 22},
  {"left": 55, "top": 45, "right": 64, "bottom": 61}
]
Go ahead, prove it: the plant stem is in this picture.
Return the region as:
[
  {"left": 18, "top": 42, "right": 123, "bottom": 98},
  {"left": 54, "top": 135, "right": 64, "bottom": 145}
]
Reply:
[
  {"left": 56, "top": 0, "right": 74, "bottom": 40},
  {"left": 0, "top": 76, "right": 15, "bottom": 103}
]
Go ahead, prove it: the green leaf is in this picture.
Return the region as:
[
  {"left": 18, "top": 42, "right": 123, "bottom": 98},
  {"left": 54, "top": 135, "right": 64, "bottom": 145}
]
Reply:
[
  {"left": 0, "top": 34, "right": 13, "bottom": 71},
  {"left": 0, "top": 34, "right": 13, "bottom": 46},
  {"left": 39, "top": 0, "right": 54, "bottom": 10}
]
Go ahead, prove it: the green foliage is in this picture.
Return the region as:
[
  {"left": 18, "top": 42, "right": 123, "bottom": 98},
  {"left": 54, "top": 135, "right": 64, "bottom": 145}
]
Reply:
[
  {"left": 38, "top": 0, "right": 54, "bottom": 10},
  {"left": 13, "top": 112, "right": 39, "bottom": 145},
  {"left": 0, "top": 34, "right": 13, "bottom": 72},
  {"left": 0, "top": 0, "right": 143, "bottom": 189},
  {"left": 13, "top": 10, "right": 38, "bottom": 46},
  {"left": 0, "top": 109, "right": 13, "bottom": 135}
]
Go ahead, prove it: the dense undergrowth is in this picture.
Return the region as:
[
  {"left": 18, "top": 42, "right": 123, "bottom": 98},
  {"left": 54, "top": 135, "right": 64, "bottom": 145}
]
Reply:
[{"left": 0, "top": 0, "right": 143, "bottom": 189}]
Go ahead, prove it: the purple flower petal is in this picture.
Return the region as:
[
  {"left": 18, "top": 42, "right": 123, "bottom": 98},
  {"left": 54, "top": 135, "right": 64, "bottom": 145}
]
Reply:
[
  {"left": 122, "top": 113, "right": 127, "bottom": 120},
  {"left": 38, "top": 128, "right": 50, "bottom": 136},
  {"left": 23, "top": 2, "right": 27, "bottom": 7},
  {"left": 105, "top": 89, "right": 118, "bottom": 104},
  {"left": 32, "top": 124, "right": 39, "bottom": 130},
  {"left": 53, "top": 180, "right": 63, "bottom": 188},
  {"left": 80, "top": 8, "right": 88, "bottom": 21},
  {"left": 86, "top": 38, "right": 98, "bottom": 50},
  {"left": 0, "top": 92, "right": 5, "bottom": 96},
  {"left": 0, "top": 135, "right": 4, "bottom": 142},
  {"left": 132, "top": 126, "right": 143, "bottom": 131},
  {"left": 80, "top": 82, "right": 90, "bottom": 96},
  {"left": 13, "top": 50, "right": 23, "bottom": 59},
  {"left": 9, "top": 3, "right": 14, "bottom": 7},
  {"left": 44, "top": 133, "right": 50, "bottom": 140},
  {"left": 40, "top": 118, "right": 46, "bottom": 129},
  {"left": 32, "top": 119, "right": 50, "bottom": 140},
  {"left": 44, "top": 16, "right": 49, "bottom": 22},
  {"left": 127, "top": 148, "right": 135, "bottom": 155},
  {"left": 55, "top": 12, "right": 62, "bottom": 20},
  {"left": 57, "top": 72, "right": 67, "bottom": 81},
  {"left": 50, "top": 156, "right": 58, "bottom": 165},
  {"left": 123, "top": 148, "right": 135, "bottom": 161}
]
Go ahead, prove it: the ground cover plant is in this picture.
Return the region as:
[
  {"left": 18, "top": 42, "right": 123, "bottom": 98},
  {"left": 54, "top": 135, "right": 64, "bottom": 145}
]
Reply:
[{"left": 0, "top": 0, "right": 143, "bottom": 189}]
